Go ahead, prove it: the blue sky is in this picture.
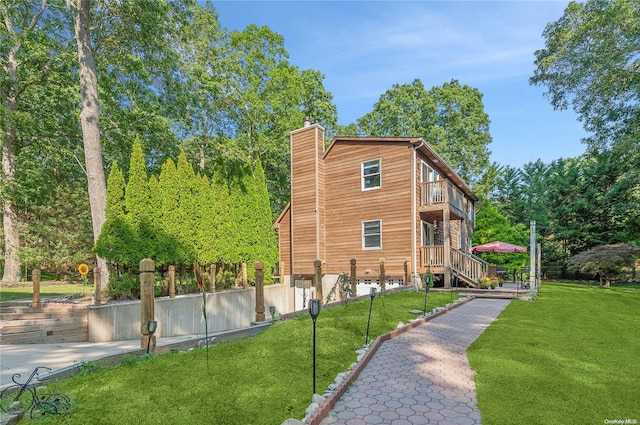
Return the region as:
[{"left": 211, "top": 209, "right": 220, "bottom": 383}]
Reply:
[{"left": 214, "top": 1, "right": 589, "bottom": 168}]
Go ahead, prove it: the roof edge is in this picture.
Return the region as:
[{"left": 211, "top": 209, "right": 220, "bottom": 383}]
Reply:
[{"left": 273, "top": 202, "right": 291, "bottom": 228}]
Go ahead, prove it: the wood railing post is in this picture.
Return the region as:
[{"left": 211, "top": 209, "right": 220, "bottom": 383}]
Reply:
[
  {"left": 32, "top": 269, "right": 41, "bottom": 308},
  {"left": 443, "top": 208, "right": 451, "bottom": 289},
  {"left": 140, "top": 259, "right": 156, "bottom": 350},
  {"left": 254, "top": 261, "right": 265, "bottom": 322},
  {"left": 314, "top": 260, "right": 323, "bottom": 301},
  {"left": 93, "top": 267, "right": 102, "bottom": 306},
  {"left": 350, "top": 259, "right": 357, "bottom": 295},
  {"left": 379, "top": 258, "right": 386, "bottom": 292},
  {"left": 209, "top": 263, "right": 216, "bottom": 293},
  {"left": 168, "top": 265, "right": 175, "bottom": 298}
]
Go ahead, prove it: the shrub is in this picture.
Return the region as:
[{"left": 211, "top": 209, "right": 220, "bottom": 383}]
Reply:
[{"left": 108, "top": 273, "right": 139, "bottom": 300}]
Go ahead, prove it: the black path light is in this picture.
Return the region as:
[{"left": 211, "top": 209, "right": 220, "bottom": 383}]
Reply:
[
  {"left": 145, "top": 320, "right": 157, "bottom": 354},
  {"left": 309, "top": 298, "right": 321, "bottom": 395},
  {"left": 365, "top": 287, "right": 377, "bottom": 345}
]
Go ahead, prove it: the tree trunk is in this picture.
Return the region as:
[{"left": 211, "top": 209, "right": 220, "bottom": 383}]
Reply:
[
  {"left": 2, "top": 139, "right": 21, "bottom": 282},
  {"left": 68, "top": 0, "right": 109, "bottom": 288},
  {"left": 1, "top": 31, "right": 22, "bottom": 283}
]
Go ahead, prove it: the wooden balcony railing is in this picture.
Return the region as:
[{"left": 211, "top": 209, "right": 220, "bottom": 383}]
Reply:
[
  {"left": 421, "top": 245, "right": 445, "bottom": 268},
  {"left": 420, "top": 180, "right": 466, "bottom": 215}
]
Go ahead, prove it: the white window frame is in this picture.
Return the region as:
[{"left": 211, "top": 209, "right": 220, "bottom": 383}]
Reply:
[
  {"left": 362, "top": 219, "right": 382, "bottom": 250},
  {"left": 421, "top": 221, "right": 434, "bottom": 246},
  {"left": 420, "top": 161, "right": 440, "bottom": 183},
  {"left": 362, "top": 158, "right": 381, "bottom": 191}
]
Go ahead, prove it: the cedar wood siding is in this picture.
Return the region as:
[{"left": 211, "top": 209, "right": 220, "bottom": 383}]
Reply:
[
  {"left": 324, "top": 140, "right": 414, "bottom": 277},
  {"left": 277, "top": 128, "right": 476, "bottom": 279},
  {"left": 275, "top": 204, "right": 291, "bottom": 275},
  {"left": 289, "top": 125, "right": 325, "bottom": 275}
]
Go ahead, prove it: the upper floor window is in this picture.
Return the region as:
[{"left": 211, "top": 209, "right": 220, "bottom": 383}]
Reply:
[
  {"left": 362, "top": 220, "right": 382, "bottom": 249},
  {"left": 362, "top": 159, "right": 381, "bottom": 190},
  {"left": 421, "top": 162, "right": 439, "bottom": 183},
  {"left": 467, "top": 202, "right": 475, "bottom": 226}
]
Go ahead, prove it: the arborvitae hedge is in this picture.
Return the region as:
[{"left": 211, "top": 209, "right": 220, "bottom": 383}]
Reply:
[
  {"left": 105, "top": 161, "right": 125, "bottom": 221},
  {"left": 95, "top": 144, "right": 279, "bottom": 286}
]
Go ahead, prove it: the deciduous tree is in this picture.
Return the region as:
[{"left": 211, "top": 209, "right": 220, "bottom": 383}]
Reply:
[
  {"left": 1, "top": 0, "right": 75, "bottom": 281},
  {"left": 531, "top": 0, "right": 640, "bottom": 151},
  {"left": 473, "top": 197, "right": 528, "bottom": 273},
  {"left": 357, "top": 79, "right": 492, "bottom": 186}
]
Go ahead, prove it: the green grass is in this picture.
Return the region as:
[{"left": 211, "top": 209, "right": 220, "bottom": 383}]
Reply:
[
  {"left": 468, "top": 282, "right": 640, "bottom": 425},
  {"left": 0, "top": 283, "right": 89, "bottom": 302},
  {"left": 21, "top": 290, "right": 455, "bottom": 425}
]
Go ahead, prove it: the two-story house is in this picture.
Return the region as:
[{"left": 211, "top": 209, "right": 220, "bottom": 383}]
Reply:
[{"left": 274, "top": 121, "right": 487, "bottom": 302}]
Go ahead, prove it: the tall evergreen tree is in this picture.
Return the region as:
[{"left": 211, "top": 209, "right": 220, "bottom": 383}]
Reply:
[
  {"left": 124, "top": 140, "right": 150, "bottom": 225},
  {"left": 247, "top": 158, "right": 278, "bottom": 280},
  {"left": 105, "top": 161, "right": 125, "bottom": 221},
  {"left": 158, "top": 157, "right": 188, "bottom": 265},
  {"left": 210, "top": 161, "right": 238, "bottom": 266},
  {"left": 175, "top": 151, "right": 198, "bottom": 263}
]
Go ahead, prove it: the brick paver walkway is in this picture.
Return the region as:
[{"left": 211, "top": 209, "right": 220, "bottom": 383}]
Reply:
[{"left": 319, "top": 298, "right": 511, "bottom": 425}]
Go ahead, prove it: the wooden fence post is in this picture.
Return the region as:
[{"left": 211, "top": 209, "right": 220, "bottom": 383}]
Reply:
[
  {"left": 314, "top": 260, "right": 323, "bottom": 301},
  {"left": 93, "top": 267, "right": 102, "bottom": 306},
  {"left": 140, "top": 259, "right": 156, "bottom": 350},
  {"left": 350, "top": 259, "right": 357, "bottom": 295},
  {"left": 254, "top": 261, "right": 265, "bottom": 322},
  {"left": 32, "top": 269, "right": 41, "bottom": 309},
  {"left": 405, "top": 257, "right": 412, "bottom": 287},
  {"left": 242, "top": 262, "right": 248, "bottom": 288},
  {"left": 168, "top": 265, "right": 175, "bottom": 298},
  {"left": 209, "top": 263, "right": 216, "bottom": 293},
  {"left": 379, "top": 258, "right": 386, "bottom": 292}
]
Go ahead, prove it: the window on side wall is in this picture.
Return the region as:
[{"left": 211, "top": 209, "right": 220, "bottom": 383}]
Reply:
[
  {"left": 362, "top": 220, "right": 382, "bottom": 249},
  {"left": 362, "top": 159, "right": 381, "bottom": 190}
]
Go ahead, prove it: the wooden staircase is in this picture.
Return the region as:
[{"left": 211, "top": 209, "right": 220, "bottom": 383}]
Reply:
[
  {"left": 451, "top": 248, "right": 488, "bottom": 288},
  {"left": 420, "top": 246, "right": 489, "bottom": 288},
  {"left": 0, "top": 302, "right": 88, "bottom": 344}
]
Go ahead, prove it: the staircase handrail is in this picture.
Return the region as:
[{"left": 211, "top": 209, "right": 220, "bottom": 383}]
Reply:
[{"left": 451, "top": 248, "right": 489, "bottom": 284}]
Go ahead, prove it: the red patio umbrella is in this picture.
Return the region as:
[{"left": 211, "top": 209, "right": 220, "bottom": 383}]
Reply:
[{"left": 472, "top": 241, "right": 527, "bottom": 253}]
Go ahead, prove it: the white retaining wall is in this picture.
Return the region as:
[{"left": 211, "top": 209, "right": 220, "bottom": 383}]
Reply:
[{"left": 88, "top": 284, "right": 294, "bottom": 342}]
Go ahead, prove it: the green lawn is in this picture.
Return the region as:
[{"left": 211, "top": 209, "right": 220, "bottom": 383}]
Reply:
[
  {"left": 20, "top": 290, "right": 456, "bottom": 425},
  {"left": 0, "top": 283, "right": 88, "bottom": 302},
  {"left": 468, "top": 282, "right": 640, "bottom": 425}
]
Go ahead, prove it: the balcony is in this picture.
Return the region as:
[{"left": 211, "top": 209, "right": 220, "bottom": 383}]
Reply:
[{"left": 419, "top": 180, "right": 466, "bottom": 219}]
